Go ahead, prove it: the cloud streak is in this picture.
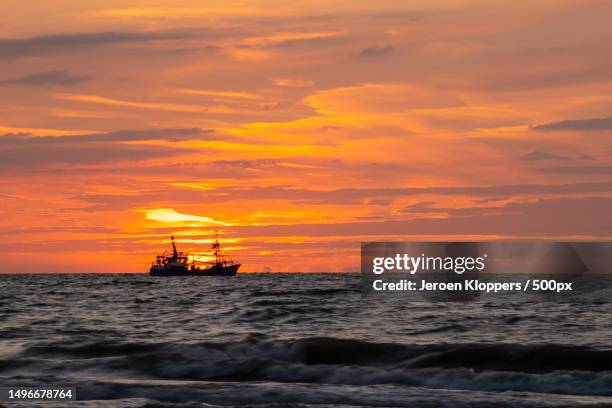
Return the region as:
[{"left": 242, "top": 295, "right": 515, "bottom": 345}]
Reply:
[
  {"left": 0, "top": 128, "right": 210, "bottom": 167},
  {"left": 0, "top": 144, "right": 177, "bottom": 167},
  {"left": 358, "top": 45, "right": 394, "bottom": 58},
  {"left": 532, "top": 116, "right": 612, "bottom": 131},
  {"left": 69, "top": 181, "right": 612, "bottom": 210},
  {"left": 0, "top": 30, "right": 224, "bottom": 58},
  {"left": 56, "top": 94, "right": 208, "bottom": 113},
  {"left": 1, "top": 128, "right": 212, "bottom": 144},
  {"left": 520, "top": 151, "right": 568, "bottom": 161},
  {"left": 0, "top": 70, "right": 93, "bottom": 86},
  {"left": 231, "top": 197, "right": 612, "bottom": 238}
]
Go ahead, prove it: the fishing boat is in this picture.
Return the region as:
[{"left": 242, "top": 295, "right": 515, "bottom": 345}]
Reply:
[{"left": 149, "top": 235, "right": 240, "bottom": 276}]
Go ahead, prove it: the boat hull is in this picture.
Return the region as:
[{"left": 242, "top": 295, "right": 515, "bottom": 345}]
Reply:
[{"left": 150, "top": 263, "right": 240, "bottom": 277}]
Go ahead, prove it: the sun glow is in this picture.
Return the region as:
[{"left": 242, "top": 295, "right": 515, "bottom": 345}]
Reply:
[{"left": 144, "top": 209, "right": 230, "bottom": 226}]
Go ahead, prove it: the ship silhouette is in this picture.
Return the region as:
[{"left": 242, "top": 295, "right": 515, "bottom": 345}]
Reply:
[{"left": 150, "top": 235, "right": 240, "bottom": 276}]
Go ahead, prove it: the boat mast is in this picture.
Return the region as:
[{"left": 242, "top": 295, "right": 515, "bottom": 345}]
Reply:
[
  {"left": 171, "top": 236, "right": 179, "bottom": 261},
  {"left": 213, "top": 231, "right": 221, "bottom": 265}
]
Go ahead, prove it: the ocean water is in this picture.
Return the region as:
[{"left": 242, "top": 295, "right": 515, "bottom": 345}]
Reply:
[{"left": 0, "top": 273, "right": 611, "bottom": 407}]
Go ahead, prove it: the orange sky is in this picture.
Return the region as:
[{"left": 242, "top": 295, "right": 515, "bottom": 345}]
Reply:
[{"left": 1, "top": 0, "right": 612, "bottom": 272}]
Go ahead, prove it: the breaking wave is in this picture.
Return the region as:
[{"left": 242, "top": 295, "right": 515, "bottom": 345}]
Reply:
[{"left": 11, "top": 337, "right": 612, "bottom": 397}]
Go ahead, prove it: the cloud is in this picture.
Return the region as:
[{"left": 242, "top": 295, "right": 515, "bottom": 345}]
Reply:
[
  {"left": 99, "top": 128, "right": 213, "bottom": 142},
  {"left": 176, "top": 88, "right": 262, "bottom": 100},
  {"left": 402, "top": 200, "right": 526, "bottom": 218},
  {"left": 70, "top": 181, "right": 612, "bottom": 210},
  {"left": 358, "top": 45, "right": 394, "bottom": 58},
  {"left": 231, "top": 197, "right": 612, "bottom": 238},
  {"left": 400, "top": 201, "right": 442, "bottom": 213},
  {"left": 538, "top": 165, "right": 612, "bottom": 174},
  {"left": 0, "top": 30, "right": 209, "bottom": 58},
  {"left": 55, "top": 93, "right": 208, "bottom": 113},
  {"left": 519, "top": 150, "right": 568, "bottom": 161},
  {"left": 204, "top": 182, "right": 612, "bottom": 204},
  {"left": 1, "top": 128, "right": 212, "bottom": 144},
  {"left": 273, "top": 77, "right": 315, "bottom": 88},
  {"left": 144, "top": 208, "right": 229, "bottom": 225},
  {"left": 365, "top": 198, "right": 393, "bottom": 206},
  {"left": 305, "top": 83, "right": 463, "bottom": 115},
  {"left": 0, "top": 145, "right": 176, "bottom": 167},
  {"left": 56, "top": 93, "right": 276, "bottom": 116},
  {"left": 0, "top": 70, "right": 93, "bottom": 86},
  {"left": 270, "top": 32, "right": 345, "bottom": 48},
  {"left": 0, "top": 128, "right": 210, "bottom": 167},
  {"left": 213, "top": 159, "right": 279, "bottom": 169},
  {"left": 532, "top": 116, "right": 612, "bottom": 131}
]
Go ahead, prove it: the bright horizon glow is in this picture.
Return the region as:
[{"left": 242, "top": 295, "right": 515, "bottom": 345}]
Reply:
[{"left": 144, "top": 209, "right": 230, "bottom": 226}]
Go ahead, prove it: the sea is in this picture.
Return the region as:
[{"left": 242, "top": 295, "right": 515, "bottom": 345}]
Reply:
[{"left": 0, "top": 273, "right": 610, "bottom": 407}]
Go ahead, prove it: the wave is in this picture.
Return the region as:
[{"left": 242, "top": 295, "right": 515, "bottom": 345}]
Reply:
[
  {"left": 402, "top": 324, "right": 468, "bottom": 336},
  {"left": 250, "top": 287, "right": 359, "bottom": 297},
  {"left": 11, "top": 337, "right": 612, "bottom": 397},
  {"left": 34, "top": 380, "right": 612, "bottom": 408}
]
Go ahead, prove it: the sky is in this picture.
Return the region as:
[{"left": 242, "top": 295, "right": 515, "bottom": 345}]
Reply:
[{"left": 1, "top": 0, "right": 612, "bottom": 272}]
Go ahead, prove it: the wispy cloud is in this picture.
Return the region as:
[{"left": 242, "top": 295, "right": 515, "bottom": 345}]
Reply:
[
  {"left": 357, "top": 45, "right": 394, "bottom": 58},
  {"left": 538, "top": 165, "right": 612, "bottom": 174},
  {"left": 532, "top": 116, "right": 612, "bottom": 131},
  {"left": 71, "top": 182, "right": 612, "bottom": 209},
  {"left": 0, "top": 144, "right": 176, "bottom": 167},
  {"left": 0, "top": 70, "right": 93, "bottom": 86},
  {"left": 176, "top": 88, "right": 262, "bottom": 100},
  {"left": 56, "top": 94, "right": 207, "bottom": 113},
  {"left": 0, "top": 30, "right": 205, "bottom": 58},
  {"left": 231, "top": 197, "right": 612, "bottom": 238},
  {"left": 519, "top": 151, "right": 568, "bottom": 161},
  {"left": 0, "top": 128, "right": 209, "bottom": 168},
  {"left": 1, "top": 128, "right": 211, "bottom": 144},
  {"left": 242, "top": 31, "right": 343, "bottom": 48},
  {"left": 273, "top": 78, "right": 315, "bottom": 88}
]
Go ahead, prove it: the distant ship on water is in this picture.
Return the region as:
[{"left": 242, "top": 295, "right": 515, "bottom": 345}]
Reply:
[{"left": 150, "top": 235, "right": 240, "bottom": 276}]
